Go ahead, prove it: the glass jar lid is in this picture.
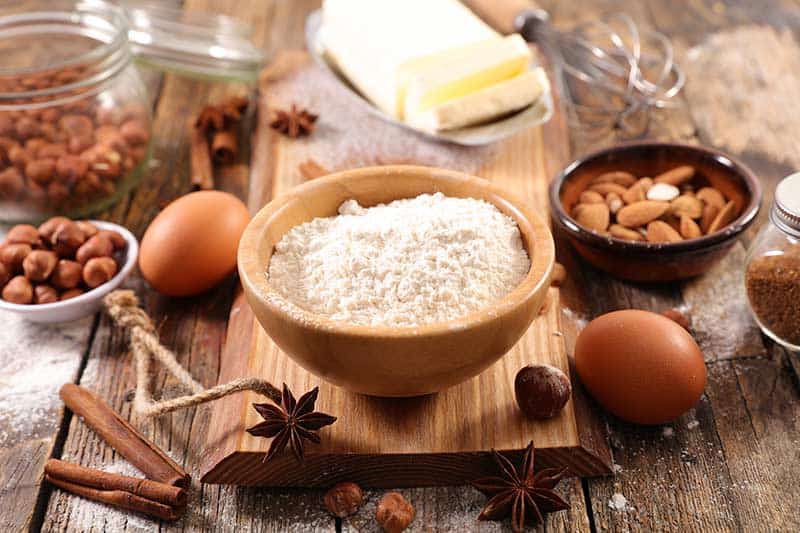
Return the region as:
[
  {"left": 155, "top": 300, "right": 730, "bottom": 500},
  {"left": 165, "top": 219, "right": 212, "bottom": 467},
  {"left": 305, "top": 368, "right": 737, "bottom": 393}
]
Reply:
[
  {"left": 772, "top": 173, "right": 800, "bottom": 237},
  {"left": 122, "top": 2, "right": 264, "bottom": 82}
]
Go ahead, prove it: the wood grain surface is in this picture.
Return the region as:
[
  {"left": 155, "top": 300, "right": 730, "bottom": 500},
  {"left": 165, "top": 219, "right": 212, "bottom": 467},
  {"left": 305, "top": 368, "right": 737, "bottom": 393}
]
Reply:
[{"left": 1, "top": 0, "right": 799, "bottom": 531}]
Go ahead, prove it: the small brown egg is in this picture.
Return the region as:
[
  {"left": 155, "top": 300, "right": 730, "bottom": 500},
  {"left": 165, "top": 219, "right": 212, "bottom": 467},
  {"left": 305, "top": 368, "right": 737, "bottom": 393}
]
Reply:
[
  {"left": 575, "top": 309, "right": 706, "bottom": 425},
  {"left": 139, "top": 191, "right": 250, "bottom": 296}
]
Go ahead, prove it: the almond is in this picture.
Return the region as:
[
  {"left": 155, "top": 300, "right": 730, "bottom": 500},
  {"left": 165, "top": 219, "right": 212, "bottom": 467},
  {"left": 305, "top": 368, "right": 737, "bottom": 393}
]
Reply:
[
  {"left": 700, "top": 203, "right": 719, "bottom": 233},
  {"left": 616, "top": 201, "right": 670, "bottom": 228},
  {"left": 646, "top": 220, "right": 683, "bottom": 243},
  {"left": 707, "top": 200, "right": 738, "bottom": 234},
  {"left": 696, "top": 187, "right": 726, "bottom": 209},
  {"left": 622, "top": 183, "right": 646, "bottom": 204},
  {"left": 646, "top": 182, "right": 680, "bottom": 202},
  {"left": 637, "top": 177, "right": 653, "bottom": 192},
  {"left": 609, "top": 224, "right": 644, "bottom": 241},
  {"left": 654, "top": 165, "right": 695, "bottom": 186},
  {"left": 679, "top": 215, "right": 702, "bottom": 239},
  {"left": 590, "top": 171, "right": 637, "bottom": 187},
  {"left": 579, "top": 190, "right": 605, "bottom": 204},
  {"left": 589, "top": 182, "right": 628, "bottom": 196},
  {"left": 574, "top": 203, "right": 610, "bottom": 232},
  {"left": 670, "top": 195, "right": 703, "bottom": 219},
  {"left": 605, "top": 192, "right": 623, "bottom": 214}
]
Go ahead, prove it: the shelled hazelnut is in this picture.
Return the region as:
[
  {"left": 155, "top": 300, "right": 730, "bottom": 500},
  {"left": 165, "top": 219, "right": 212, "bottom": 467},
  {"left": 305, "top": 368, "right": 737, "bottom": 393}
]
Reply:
[
  {"left": 376, "top": 492, "right": 415, "bottom": 533},
  {"left": 323, "top": 481, "right": 363, "bottom": 518},
  {"left": 0, "top": 66, "right": 150, "bottom": 218},
  {"left": 0, "top": 217, "right": 124, "bottom": 305},
  {"left": 514, "top": 364, "right": 572, "bottom": 419}
]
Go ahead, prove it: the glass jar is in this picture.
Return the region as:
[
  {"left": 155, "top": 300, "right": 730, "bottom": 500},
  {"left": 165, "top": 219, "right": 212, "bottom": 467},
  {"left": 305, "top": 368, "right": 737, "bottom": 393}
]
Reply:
[
  {"left": 0, "top": 0, "right": 262, "bottom": 223},
  {"left": 744, "top": 173, "right": 800, "bottom": 351}
]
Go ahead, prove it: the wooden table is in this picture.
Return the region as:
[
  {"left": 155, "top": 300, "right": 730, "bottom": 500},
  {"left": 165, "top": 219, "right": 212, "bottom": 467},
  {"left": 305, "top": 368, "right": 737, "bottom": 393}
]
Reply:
[{"left": 2, "top": 0, "right": 799, "bottom": 531}]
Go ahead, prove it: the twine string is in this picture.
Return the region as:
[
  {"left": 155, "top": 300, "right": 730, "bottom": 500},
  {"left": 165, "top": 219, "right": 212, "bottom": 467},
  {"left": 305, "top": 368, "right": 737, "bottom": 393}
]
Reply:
[{"left": 104, "top": 290, "right": 281, "bottom": 417}]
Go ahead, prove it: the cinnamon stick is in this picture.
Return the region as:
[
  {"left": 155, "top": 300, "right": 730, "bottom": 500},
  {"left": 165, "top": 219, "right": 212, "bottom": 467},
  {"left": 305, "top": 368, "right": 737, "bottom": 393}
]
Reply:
[
  {"left": 211, "top": 126, "right": 238, "bottom": 164},
  {"left": 189, "top": 122, "right": 214, "bottom": 190},
  {"left": 60, "top": 384, "right": 190, "bottom": 488},
  {"left": 46, "top": 474, "right": 180, "bottom": 521},
  {"left": 45, "top": 459, "right": 186, "bottom": 507}
]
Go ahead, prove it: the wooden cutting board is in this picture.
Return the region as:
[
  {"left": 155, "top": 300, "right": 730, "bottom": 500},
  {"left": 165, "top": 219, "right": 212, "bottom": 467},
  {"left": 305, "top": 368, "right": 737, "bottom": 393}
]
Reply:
[{"left": 201, "top": 51, "right": 611, "bottom": 487}]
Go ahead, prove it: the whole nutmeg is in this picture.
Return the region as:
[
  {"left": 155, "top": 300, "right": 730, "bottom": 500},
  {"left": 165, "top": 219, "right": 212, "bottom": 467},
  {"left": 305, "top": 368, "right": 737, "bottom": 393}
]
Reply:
[
  {"left": 514, "top": 364, "right": 572, "bottom": 419},
  {"left": 52, "top": 221, "right": 86, "bottom": 257},
  {"left": 0, "top": 243, "right": 32, "bottom": 272},
  {"left": 82, "top": 256, "right": 117, "bottom": 288},
  {"left": 34, "top": 284, "right": 59, "bottom": 304},
  {"left": 2, "top": 275, "right": 33, "bottom": 304},
  {"left": 38, "top": 216, "right": 71, "bottom": 242},
  {"left": 323, "top": 482, "right": 363, "bottom": 518},
  {"left": 75, "top": 234, "right": 113, "bottom": 265},
  {"left": 51, "top": 259, "right": 83, "bottom": 289},
  {"left": 375, "top": 492, "right": 415, "bottom": 533},
  {"left": 60, "top": 287, "right": 84, "bottom": 300},
  {"left": 7, "top": 224, "right": 41, "bottom": 246},
  {"left": 22, "top": 250, "right": 58, "bottom": 282},
  {"left": 75, "top": 220, "right": 99, "bottom": 239}
]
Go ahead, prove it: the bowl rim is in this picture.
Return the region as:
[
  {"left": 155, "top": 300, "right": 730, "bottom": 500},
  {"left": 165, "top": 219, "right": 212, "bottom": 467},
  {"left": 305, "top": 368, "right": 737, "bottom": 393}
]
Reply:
[
  {"left": 0, "top": 220, "right": 138, "bottom": 314},
  {"left": 238, "top": 165, "right": 555, "bottom": 338},
  {"left": 549, "top": 140, "right": 763, "bottom": 252}
]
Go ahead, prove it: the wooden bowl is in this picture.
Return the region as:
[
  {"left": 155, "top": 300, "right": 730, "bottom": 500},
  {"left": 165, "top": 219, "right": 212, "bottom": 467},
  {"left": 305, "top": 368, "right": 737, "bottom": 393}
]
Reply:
[
  {"left": 549, "top": 142, "right": 761, "bottom": 282},
  {"left": 238, "top": 165, "right": 555, "bottom": 397}
]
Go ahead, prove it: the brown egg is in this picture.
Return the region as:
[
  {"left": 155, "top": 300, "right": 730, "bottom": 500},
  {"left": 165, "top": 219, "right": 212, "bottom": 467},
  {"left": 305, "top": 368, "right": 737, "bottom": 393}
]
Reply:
[
  {"left": 139, "top": 191, "right": 250, "bottom": 296},
  {"left": 575, "top": 309, "right": 706, "bottom": 425}
]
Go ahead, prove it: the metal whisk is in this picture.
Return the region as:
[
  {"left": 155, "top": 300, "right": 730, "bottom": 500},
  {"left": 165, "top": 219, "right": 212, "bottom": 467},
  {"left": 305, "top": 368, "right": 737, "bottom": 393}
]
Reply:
[{"left": 469, "top": 1, "right": 685, "bottom": 139}]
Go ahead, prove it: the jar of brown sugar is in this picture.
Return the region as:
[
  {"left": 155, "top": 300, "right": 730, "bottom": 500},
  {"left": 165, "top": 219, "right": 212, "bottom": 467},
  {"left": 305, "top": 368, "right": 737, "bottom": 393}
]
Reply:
[
  {"left": 744, "top": 173, "right": 800, "bottom": 350},
  {"left": 0, "top": 1, "right": 262, "bottom": 223}
]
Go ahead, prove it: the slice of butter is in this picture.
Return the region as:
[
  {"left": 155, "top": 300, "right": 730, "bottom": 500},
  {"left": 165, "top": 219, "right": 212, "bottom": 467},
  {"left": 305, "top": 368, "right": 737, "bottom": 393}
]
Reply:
[
  {"left": 399, "top": 35, "right": 531, "bottom": 120},
  {"left": 321, "top": 0, "right": 498, "bottom": 116},
  {"left": 406, "top": 68, "right": 547, "bottom": 132}
]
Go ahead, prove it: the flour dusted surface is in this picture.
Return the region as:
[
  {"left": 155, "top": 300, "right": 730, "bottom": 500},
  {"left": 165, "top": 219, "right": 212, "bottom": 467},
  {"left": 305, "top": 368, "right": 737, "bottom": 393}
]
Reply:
[{"left": 268, "top": 193, "right": 530, "bottom": 327}]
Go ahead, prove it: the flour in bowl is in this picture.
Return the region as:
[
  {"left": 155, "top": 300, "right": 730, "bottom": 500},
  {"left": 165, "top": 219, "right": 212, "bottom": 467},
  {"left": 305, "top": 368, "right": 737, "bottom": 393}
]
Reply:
[{"left": 267, "top": 192, "right": 531, "bottom": 327}]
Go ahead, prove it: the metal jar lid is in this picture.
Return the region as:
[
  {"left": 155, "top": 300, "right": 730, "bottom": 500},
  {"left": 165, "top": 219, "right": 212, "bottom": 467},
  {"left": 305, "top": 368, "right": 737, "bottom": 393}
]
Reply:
[{"left": 772, "top": 173, "right": 800, "bottom": 237}]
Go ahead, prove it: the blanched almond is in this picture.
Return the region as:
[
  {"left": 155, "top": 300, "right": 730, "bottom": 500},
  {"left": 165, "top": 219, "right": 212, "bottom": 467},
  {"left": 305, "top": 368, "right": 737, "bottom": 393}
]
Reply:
[
  {"left": 622, "top": 183, "right": 645, "bottom": 204},
  {"left": 605, "top": 192, "right": 623, "bottom": 214},
  {"left": 654, "top": 165, "right": 695, "bottom": 186},
  {"left": 646, "top": 182, "right": 680, "bottom": 202},
  {"left": 670, "top": 195, "right": 704, "bottom": 219},
  {"left": 700, "top": 203, "right": 719, "bottom": 233},
  {"left": 579, "top": 190, "right": 605, "bottom": 204},
  {"left": 590, "top": 171, "right": 637, "bottom": 187},
  {"left": 646, "top": 220, "right": 683, "bottom": 243},
  {"left": 589, "top": 182, "right": 628, "bottom": 196},
  {"left": 696, "top": 187, "right": 726, "bottom": 209},
  {"left": 609, "top": 224, "right": 644, "bottom": 241},
  {"left": 574, "top": 203, "right": 610, "bottom": 232},
  {"left": 707, "top": 200, "right": 738, "bottom": 234},
  {"left": 680, "top": 215, "right": 702, "bottom": 239},
  {"left": 616, "top": 201, "right": 670, "bottom": 228}
]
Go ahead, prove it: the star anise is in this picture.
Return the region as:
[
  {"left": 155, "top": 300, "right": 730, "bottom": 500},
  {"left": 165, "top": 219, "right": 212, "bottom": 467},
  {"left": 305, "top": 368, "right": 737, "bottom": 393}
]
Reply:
[
  {"left": 269, "top": 104, "right": 318, "bottom": 138},
  {"left": 472, "top": 441, "right": 570, "bottom": 532},
  {"left": 246, "top": 383, "right": 337, "bottom": 462}
]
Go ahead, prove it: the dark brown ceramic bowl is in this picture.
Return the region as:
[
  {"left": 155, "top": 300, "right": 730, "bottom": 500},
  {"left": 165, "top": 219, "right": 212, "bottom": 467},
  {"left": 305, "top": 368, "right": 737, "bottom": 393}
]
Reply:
[{"left": 550, "top": 142, "right": 762, "bottom": 282}]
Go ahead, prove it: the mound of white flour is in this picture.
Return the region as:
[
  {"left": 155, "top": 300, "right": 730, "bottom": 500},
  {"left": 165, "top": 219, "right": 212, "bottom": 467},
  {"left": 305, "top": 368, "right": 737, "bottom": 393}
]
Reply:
[{"left": 267, "top": 192, "right": 530, "bottom": 327}]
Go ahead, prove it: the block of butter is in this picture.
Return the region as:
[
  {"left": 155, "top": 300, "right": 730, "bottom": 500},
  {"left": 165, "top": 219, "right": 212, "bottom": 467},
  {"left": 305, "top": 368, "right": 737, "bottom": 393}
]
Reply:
[{"left": 320, "top": 0, "right": 545, "bottom": 131}]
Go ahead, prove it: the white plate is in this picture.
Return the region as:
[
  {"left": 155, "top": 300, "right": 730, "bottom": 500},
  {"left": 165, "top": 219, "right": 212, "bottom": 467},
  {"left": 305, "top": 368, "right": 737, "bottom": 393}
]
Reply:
[
  {"left": 305, "top": 10, "right": 553, "bottom": 147},
  {"left": 0, "top": 221, "right": 139, "bottom": 323}
]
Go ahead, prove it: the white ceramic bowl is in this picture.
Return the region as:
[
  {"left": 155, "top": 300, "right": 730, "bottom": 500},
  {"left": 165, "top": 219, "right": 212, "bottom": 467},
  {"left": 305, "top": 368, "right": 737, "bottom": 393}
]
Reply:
[{"left": 0, "top": 221, "right": 139, "bottom": 323}]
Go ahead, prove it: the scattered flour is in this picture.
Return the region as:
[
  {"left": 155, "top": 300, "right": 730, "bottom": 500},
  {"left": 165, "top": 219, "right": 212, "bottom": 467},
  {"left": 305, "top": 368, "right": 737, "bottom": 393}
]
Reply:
[
  {"left": 687, "top": 420, "right": 700, "bottom": 430},
  {"left": 662, "top": 426, "right": 675, "bottom": 438},
  {"left": 0, "top": 310, "right": 90, "bottom": 447},
  {"left": 608, "top": 492, "right": 632, "bottom": 512},
  {"left": 268, "top": 193, "right": 531, "bottom": 327}
]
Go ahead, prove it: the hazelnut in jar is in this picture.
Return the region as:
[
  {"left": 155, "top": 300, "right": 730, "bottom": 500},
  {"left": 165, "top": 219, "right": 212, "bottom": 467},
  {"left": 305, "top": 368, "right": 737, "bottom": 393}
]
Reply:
[{"left": 744, "top": 173, "right": 800, "bottom": 350}]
